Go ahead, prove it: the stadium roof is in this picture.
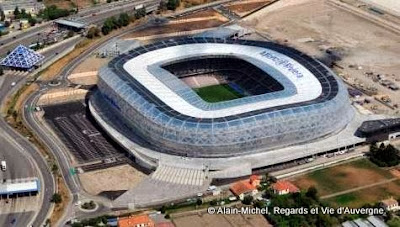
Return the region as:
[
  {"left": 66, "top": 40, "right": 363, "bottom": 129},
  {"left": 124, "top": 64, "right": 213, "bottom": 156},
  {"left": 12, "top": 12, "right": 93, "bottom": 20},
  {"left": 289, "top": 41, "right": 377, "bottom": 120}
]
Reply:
[
  {"left": 0, "top": 45, "right": 44, "bottom": 69},
  {"left": 0, "top": 178, "right": 40, "bottom": 195},
  {"left": 123, "top": 43, "right": 322, "bottom": 118}
]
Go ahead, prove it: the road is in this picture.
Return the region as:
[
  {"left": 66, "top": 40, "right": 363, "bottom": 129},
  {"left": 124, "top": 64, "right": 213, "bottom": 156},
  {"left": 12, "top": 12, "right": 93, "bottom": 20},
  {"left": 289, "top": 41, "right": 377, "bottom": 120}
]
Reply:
[
  {"left": 22, "top": 20, "right": 158, "bottom": 226},
  {"left": 0, "top": 0, "right": 160, "bottom": 57},
  {"left": 17, "top": 0, "right": 239, "bottom": 225},
  {"left": 0, "top": 71, "right": 53, "bottom": 227},
  {"left": 0, "top": 36, "right": 83, "bottom": 227},
  {"left": 0, "top": 74, "right": 38, "bottom": 227}
]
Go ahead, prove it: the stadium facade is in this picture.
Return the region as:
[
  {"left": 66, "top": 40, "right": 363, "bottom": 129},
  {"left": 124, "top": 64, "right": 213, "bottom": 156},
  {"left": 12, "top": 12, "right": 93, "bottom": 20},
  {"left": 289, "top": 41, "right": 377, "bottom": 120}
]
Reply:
[{"left": 90, "top": 37, "right": 356, "bottom": 173}]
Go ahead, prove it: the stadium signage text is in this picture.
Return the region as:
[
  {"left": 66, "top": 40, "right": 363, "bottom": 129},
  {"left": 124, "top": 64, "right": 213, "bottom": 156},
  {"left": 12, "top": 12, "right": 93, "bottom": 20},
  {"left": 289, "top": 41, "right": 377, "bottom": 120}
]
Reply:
[{"left": 259, "top": 51, "right": 303, "bottom": 78}]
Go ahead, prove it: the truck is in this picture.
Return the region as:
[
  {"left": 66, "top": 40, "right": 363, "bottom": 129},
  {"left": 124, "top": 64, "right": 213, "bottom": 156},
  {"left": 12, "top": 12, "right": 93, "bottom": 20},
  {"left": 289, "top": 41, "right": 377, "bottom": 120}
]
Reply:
[{"left": 1, "top": 160, "right": 6, "bottom": 171}]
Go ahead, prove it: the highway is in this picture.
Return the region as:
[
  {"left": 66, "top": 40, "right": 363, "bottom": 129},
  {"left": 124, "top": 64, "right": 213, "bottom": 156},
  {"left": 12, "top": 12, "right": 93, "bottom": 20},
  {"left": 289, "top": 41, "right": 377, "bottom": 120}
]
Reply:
[
  {"left": 10, "top": 0, "right": 238, "bottom": 225},
  {"left": 0, "top": 36, "right": 82, "bottom": 227},
  {"left": 0, "top": 0, "right": 160, "bottom": 57},
  {"left": 0, "top": 75, "right": 38, "bottom": 227},
  {"left": 21, "top": 21, "right": 157, "bottom": 226},
  {"left": 0, "top": 72, "right": 53, "bottom": 227}
]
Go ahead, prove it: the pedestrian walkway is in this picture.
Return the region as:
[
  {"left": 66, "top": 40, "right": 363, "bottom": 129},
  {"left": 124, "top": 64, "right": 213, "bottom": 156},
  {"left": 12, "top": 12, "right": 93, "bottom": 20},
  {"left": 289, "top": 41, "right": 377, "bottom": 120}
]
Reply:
[{"left": 151, "top": 164, "right": 207, "bottom": 186}]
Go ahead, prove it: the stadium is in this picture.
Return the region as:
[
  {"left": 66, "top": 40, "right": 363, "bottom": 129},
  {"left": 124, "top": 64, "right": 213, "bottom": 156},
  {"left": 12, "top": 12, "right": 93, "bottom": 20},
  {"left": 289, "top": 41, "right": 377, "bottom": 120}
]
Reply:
[{"left": 89, "top": 37, "right": 356, "bottom": 175}]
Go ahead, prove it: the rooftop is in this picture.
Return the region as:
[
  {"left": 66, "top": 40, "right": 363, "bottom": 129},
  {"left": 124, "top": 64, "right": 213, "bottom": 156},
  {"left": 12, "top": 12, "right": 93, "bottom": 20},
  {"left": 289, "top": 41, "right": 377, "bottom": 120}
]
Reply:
[
  {"left": 118, "top": 215, "right": 155, "bottom": 227},
  {"left": 272, "top": 180, "right": 300, "bottom": 193},
  {"left": 0, "top": 44, "right": 44, "bottom": 69},
  {"left": 230, "top": 180, "right": 257, "bottom": 196},
  {"left": 122, "top": 42, "right": 322, "bottom": 118},
  {"left": 0, "top": 0, "right": 44, "bottom": 11},
  {"left": 358, "top": 118, "right": 400, "bottom": 134},
  {"left": 55, "top": 19, "right": 87, "bottom": 29},
  {"left": 0, "top": 178, "right": 40, "bottom": 195},
  {"left": 381, "top": 198, "right": 398, "bottom": 207}
]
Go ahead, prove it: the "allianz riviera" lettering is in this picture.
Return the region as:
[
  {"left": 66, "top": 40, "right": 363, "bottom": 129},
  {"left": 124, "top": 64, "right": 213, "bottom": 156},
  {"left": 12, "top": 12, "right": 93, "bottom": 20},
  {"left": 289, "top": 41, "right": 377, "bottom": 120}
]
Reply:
[{"left": 259, "top": 51, "right": 303, "bottom": 78}]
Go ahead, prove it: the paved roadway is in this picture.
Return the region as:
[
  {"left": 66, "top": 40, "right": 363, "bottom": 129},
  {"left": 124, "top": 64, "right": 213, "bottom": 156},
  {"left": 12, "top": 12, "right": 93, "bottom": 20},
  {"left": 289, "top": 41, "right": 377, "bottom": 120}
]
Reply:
[
  {"left": 0, "top": 72, "right": 38, "bottom": 227},
  {"left": 0, "top": 0, "right": 160, "bottom": 57},
  {"left": 18, "top": 0, "right": 239, "bottom": 225},
  {"left": 0, "top": 37, "right": 82, "bottom": 227},
  {"left": 22, "top": 22, "right": 156, "bottom": 226}
]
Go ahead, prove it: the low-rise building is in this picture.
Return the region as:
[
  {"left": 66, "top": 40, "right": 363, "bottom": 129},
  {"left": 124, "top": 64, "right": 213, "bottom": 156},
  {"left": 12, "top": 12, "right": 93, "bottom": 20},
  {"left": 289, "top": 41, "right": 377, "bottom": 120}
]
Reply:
[
  {"left": 230, "top": 175, "right": 260, "bottom": 200},
  {"left": 272, "top": 180, "right": 300, "bottom": 195},
  {"left": 0, "top": 0, "right": 45, "bottom": 18},
  {"left": 118, "top": 214, "right": 155, "bottom": 227},
  {"left": 380, "top": 198, "right": 399, "bottom": 211}
]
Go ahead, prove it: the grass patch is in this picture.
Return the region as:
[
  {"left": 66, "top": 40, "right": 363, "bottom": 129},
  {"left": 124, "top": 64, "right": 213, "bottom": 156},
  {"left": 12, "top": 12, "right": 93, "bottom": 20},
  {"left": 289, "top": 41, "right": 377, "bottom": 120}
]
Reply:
[
  {"left": 328, "top": 193, "right": 357, "bottom": 207},
  {"left": 324, "top": 180, "right": 400, "bottom": 208},
  {"left": 194, "top": 84, "right": 244, "bottom": 103},
  {"left": 292, "top": 159, "right": 394, "bottom": 196}
]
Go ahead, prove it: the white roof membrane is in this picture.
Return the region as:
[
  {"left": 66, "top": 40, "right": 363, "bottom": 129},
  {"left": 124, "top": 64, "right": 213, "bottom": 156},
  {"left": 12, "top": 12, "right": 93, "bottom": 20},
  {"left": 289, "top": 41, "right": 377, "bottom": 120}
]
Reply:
[{"left": 123, "top": 44, "right": 322, "bottom": 119}]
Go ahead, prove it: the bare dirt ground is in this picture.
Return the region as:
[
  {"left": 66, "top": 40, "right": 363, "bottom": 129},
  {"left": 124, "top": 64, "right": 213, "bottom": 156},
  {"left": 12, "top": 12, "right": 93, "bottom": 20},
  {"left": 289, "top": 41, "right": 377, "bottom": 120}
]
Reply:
[
  {"left": 72, "top": 55, "right": 109, "bottom": 74},
  {"left": 44, "top": 0, "right": 94, "bottom": 9},
  {"left": 180, "top": 0, "right": 217, "bottom": 9},
  {"left": 324, "top": 180, "right": 400, "bottom": 208},
  {"left": 291, "top": 159, "right": 393, "bottom": 196},
  {"left": 122, "top": 19, "right": 226, "bottom": 38},
  {"left": 226, "top": 0, "right": 273, "bottom": 16},
  {"left": 79, "top": 164, "right": 146, "bottom": 195},
  {"left": 177, "top": 9, "right": 221, "bottom": 20},
  {"left": 243, "top": 0, "right": 400, "bottom": 115},
  {"left": 173, "top": 213, "right": 272, "bottom": 227}
]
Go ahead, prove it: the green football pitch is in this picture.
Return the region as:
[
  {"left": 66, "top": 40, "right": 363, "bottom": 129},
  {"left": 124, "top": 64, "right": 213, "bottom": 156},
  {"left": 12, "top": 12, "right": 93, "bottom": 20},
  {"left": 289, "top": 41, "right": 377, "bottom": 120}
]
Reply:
[{"left": 194, "top": 84, "right": 244, "bottom": 103}]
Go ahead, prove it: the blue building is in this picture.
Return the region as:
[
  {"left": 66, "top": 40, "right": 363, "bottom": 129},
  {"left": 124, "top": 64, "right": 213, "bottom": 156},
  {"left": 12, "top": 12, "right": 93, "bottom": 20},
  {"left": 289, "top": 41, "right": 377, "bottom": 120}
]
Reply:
[{"left": 0, "top": 44, "right": 44, "bottom": 70}]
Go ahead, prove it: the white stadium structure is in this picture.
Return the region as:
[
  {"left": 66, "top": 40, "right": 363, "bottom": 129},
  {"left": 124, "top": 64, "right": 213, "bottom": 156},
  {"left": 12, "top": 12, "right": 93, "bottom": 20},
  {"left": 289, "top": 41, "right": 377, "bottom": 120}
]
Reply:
[{"left": 89, "top": 37, "right": 368, "bottom": 180}]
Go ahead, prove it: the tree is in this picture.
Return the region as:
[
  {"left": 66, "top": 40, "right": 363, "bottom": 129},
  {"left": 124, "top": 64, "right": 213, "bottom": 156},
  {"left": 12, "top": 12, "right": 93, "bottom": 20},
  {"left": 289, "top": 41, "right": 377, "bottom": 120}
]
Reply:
[
  {"left": 14, "top": 7, "right": 20, "bottom": 18},
  {"left": 0, "top": 10, "right": 5, "bottom": 21},
  {"left": 370, "top": 143, "right": 399, "bottom": 167},
  {"left": 28, "top": 17, "right": 37, "bottom": 26},
  {"left": 40, "top": 5, "right": 70, "bottom": 20},
  {"left": 51, "top": 193, "right": 62, "bottom": 204},
  {"left": 134, "top": 7, "right": 146, "bottom": 19},
  {"left": 51, "top": 163, "right": 58, "bottom": 174},
  {"left": 242, "top": 195, "right": 254, "bottom": 205},
  {"left": 159, "top": 1, "right": 168, "bottom": 11},
  {"left": 86, "top": 27, "right": 100, "bottom": 39},
  {"left": 167, "top": 0, "right": 180, "bottom": 10},
  {"left": 196, "top": 198, "right": 202, "bottom": 206},
  {"left": 306, "top": 186, "right": 318, "bottom": 201},
  {"left": 118, "top": 13, "right": 130, "bottom": 27}
]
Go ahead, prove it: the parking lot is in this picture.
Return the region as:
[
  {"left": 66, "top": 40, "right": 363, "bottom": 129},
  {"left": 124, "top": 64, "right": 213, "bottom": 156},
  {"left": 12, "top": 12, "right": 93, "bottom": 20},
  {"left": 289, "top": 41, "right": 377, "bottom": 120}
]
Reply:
[{"left": 43, "top": 101, "right": 125, "bottom": 165}]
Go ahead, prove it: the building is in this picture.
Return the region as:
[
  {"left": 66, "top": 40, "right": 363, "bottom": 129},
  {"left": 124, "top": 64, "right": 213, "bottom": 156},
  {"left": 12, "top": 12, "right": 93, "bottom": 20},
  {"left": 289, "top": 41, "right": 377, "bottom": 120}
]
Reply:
[
  {"left": 0, "top": 44, "right": 44, "bottom": 70},
  {"left": 118, "top": 214, "right": 155, "bottom": 227},
  {"left": 54, "top": 19, "right": 87, "bottom": 33},
  {"left": 380, "top": 198, "right": 399, "bottom": 211},
  {"left": 230, "top": 175, "right": 260, "bottom": 200},
  {"left": 272, "top": 180, "right": 300, "bottom": 195},
  {"left": 0, "top": 177, "right": 40, "bottom": 198},
  {"left": 89, "top": 37, "right": 362, "bottom": 177},
  {"left": 357, "top": 118, "right": 400, "bottom": 142},
  {"left": 0, "top": 0, "right": 45, "bottom": 18},
  {"left": 342, "top": 216, "right": 388, "bottom": 227}
]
